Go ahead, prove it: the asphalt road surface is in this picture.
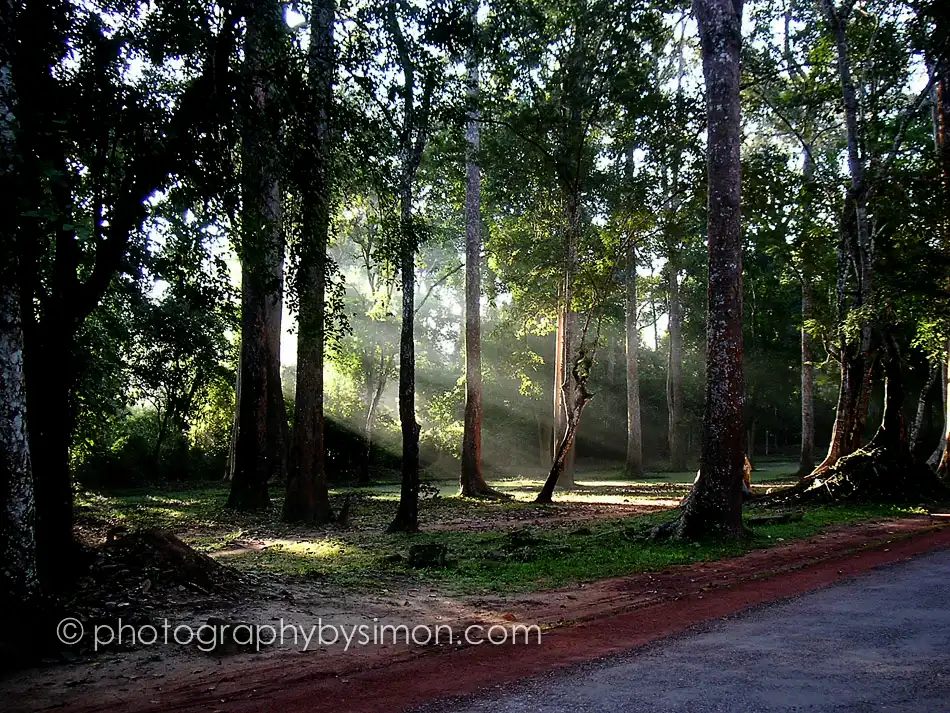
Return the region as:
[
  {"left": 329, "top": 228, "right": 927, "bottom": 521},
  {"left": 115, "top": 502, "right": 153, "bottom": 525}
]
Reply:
[{"left": 420, "top": 548, "right": 950, "bottom": 713}]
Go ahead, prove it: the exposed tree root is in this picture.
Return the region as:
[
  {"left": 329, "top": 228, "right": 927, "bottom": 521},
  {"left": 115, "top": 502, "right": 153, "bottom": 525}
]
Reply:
[{"left": 766, "top": 446, "right": 950, "bottom": 506}]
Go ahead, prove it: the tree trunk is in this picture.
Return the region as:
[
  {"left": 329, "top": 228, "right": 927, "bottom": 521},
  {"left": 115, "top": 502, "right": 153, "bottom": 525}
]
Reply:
[
  {"left": 666, "top": 263, "right": 686, "bottom": 470},
  {"left": 283, "top": 0, "right": 334, "bottom": 524},
  {"left": 0, "top": 289, "right": 38, "bottom": 607},
  {"left": 909, "top": 364, "right": 937, "bottom": 459},
  {"left": 625, "top": 229, "right": 644, "bottom": 477},
  {"left": 23, "top": 340, "right": 75, "bottom": 587},
  {"left": 537, "top": 354, "right": 593, "bottom": 503},
  {"left": 665, "top": 0, "right": 744, "bottom": 540},
  {"left": 388, "top": 181, "right": 421, "bottom": 531},
  {"left": 798, "top": 281, "right": 815, "bottom": 475},
  {"left": 0, "top": 3, "right": 39, "bottom": 606},
  {"left": 815, "top": 348, "right": 872, "bottom": 473},
  {"left": 385, "top": 4, "right": 433, "bottom": 533},
  {"left": 553, "top": 299, "right": 578, "bottom": 488},
  {"left": 228, "top": 0, "right": 288, "bottom": 511},
  {"left": 460, "top": 53, "right": 490, "bottom": 498},
  {"left": 812, "top": 0, "right": 875, "bottom": 475}
]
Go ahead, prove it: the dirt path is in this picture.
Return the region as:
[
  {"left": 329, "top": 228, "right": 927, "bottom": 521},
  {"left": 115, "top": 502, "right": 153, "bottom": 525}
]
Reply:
[
  {"left": 7, "top": 516, "right": 949, "bottom": 713},
  {"left": 420, "top": 548, "right": 950, "bottom": 712}
]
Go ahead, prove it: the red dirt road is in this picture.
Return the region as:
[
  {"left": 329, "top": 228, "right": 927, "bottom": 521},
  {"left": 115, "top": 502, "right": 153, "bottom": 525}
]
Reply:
[{"left": 38, "top": 518, "right": 950, "bottom": 713}]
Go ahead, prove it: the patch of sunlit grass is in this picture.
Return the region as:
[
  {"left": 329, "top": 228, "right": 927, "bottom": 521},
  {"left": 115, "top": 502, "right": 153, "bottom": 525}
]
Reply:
[{"left": 262, "top": 538, "right": 345, "bottom": 558}]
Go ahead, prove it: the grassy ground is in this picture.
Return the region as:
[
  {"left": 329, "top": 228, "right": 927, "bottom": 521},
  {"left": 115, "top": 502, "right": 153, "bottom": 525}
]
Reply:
[{"left": 74, "top": 460, "right": 923, "bottom": 596}]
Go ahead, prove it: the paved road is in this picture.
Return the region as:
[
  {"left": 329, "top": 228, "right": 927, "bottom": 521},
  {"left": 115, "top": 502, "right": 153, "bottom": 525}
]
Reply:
[{"left": 421, "top": 549, "right": 950, "bottom": 713}]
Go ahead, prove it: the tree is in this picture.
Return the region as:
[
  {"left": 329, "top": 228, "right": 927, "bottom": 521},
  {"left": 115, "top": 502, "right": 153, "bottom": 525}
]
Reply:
[
  {"left": 13, "top": 1, "right": 238, "bottom": 584},
  {"left": 283, "top": 0, "right": 335, "bottom": 524},
  {"left": 127, "top": 202, "right": 238, "bottom": 472},
  {"left": 660, "top": 0, "right": 745, "bottom": 539},
  {"left": 0, "top": 0, "right": 38, "bottom": 608},
  {"left": 460, "top": 35, "right": 493, "bottom": 498},
  {"left": 228, "top": 0, "right": 290, "bottom": 511},
  {"left": 485, "top": 0, "right": 666, "bottom": 493},
  {"left": 808, "top": 0, "right": 935, "bottom": 476},
  {"left": 383, "top": 1, "right": 441, "bottom": 533}
]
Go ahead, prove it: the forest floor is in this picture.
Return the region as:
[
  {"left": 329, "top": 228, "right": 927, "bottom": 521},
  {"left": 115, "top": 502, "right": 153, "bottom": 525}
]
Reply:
[{"left": 5, "top": 459, "right": 950, "bottom": 712}]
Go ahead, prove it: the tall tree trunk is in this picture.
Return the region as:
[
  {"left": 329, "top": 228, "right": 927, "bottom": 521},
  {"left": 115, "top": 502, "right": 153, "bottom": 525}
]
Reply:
[
  {"left": 0, "top": 290, "right": 37, "bottom": 607},
  {"left": 798, "top": 281, "right": 815, "bottom": 475},
  {"left": 385, "top": 4, "right": 432, "bottom": 533},
  {"left": 666, "top": 264, "right": 686, "bottom": 470},
  {"left": 0, "top": 0, "right": 39, "bottom": 607},
  {"left": 228, "top": 0, "right": 288, "bottom": 510},
  {"left": 625, "top": 234, "right": 644, "bottom": 477},
  {"left": 667, "top": 0, "right": 744, "bottom": 540},
  {"left": 283, "top": 0, "right": 334, "bottom": 524},
  {"left": 388, "top": 180, "right": 420, "bottom": 531},
  {"left": 460, "top": 52, "right": 490, "bottom": 498},
  {"left": 813, "top": 0, "right": 875, "bottom": 475}
]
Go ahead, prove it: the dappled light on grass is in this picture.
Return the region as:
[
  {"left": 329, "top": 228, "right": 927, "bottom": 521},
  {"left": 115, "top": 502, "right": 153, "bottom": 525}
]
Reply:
[
  {"left": 71, "top": 473, "right": 935, "bottom": 596},
  {"left": 220, "top": 537, "right": 370, "bottom": 578}
]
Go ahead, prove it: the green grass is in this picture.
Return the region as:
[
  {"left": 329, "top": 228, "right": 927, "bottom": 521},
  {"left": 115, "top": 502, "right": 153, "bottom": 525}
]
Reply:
[
  {"left": 74, "top": 467, "right": 923, "bottom": 596},
  {"left": 213, "top": 503, "right": 924, "bottom": 594}
]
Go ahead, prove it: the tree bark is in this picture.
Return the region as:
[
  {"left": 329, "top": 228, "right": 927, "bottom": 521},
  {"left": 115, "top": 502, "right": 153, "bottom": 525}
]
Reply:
[
  {"left": 0, "top": 0, "right": 39, "bottom": 607},
  {"left": 460, "top": 51, "right": 491, "bottom": 498},
  {"left": 625, "top": 231, "right": 644, "bottom": 478},
  {"left": 283, "top": 0, "right": 334, "bottom": 524},
  {"left": 666, "top": 0, "right": 745, "bottom": 540},
  {"left": 0, "top": 289, "right": 38, "bottom": 607},
  {"left": 228, "top": 0, "right": 288, "bottom": 511}
]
